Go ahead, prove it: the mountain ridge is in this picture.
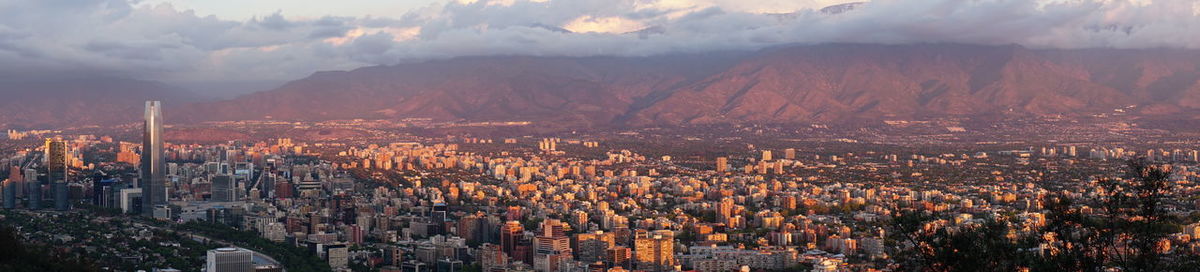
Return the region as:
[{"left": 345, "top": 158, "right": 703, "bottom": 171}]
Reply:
[
  {"left": 8, "top": 43, "right": 1200, "bottom": 129},
  {"left": 172, "top": 44, "right": 1200, "bottom": 127}
]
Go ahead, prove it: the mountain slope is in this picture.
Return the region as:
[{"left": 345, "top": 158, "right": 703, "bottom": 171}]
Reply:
[
  {"left": 179, "top": 54, "right": 744, "bottom": 127},
  {"left": 46, "top": 44, "right": 1200, "bottom": 129},
  {"left": 623, "top": 44, "right": 1132, "bottom": 125},
  {"left": 183, "top": 44, "right": 1200, "bottom": 127},
  {"left": 1036, "top": 49, "right": 1200, "bottom": 113}
]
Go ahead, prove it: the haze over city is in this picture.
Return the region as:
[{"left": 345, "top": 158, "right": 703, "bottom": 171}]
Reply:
[{"left": 1, "top": 1, "right": 1200, "bottom": 272}]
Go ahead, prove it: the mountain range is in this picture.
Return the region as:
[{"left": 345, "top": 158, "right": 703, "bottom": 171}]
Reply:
[{"left": 5, "top": 43, "right": 1200, "bottom": 129}]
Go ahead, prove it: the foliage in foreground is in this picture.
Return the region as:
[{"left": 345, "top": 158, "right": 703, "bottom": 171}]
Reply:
[
  {"left": 889, "top": 159, "right": 1200, "bottom": 272},
  {"left": 0, "top": 226, "right": 100, "bottom": 272}
]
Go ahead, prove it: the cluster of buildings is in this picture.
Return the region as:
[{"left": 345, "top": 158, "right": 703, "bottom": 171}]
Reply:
[{"left": 2, "top": 102, "right": 1199, "bottom": 272}]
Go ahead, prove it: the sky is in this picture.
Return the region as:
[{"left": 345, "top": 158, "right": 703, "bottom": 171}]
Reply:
[{"left": 1, "top": 0, "right": 1198, "bottom": 97}]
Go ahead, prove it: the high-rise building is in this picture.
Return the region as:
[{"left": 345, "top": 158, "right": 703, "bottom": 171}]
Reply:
[
  {"left": 533, "top": 219, "right": 572, "bottom": 272},
  {"left": 93, "top": 173, "right": 117, "bottom": 208},
  {"left": 500, "top": 221, "right": 524, "bottom": 258},
  {"left": 18, "top": 169, "right": 32, "bottom": 201},
  {"left": 141, "top": 101, "right": 167, "bottom": 216},
  {"left": 3, "top": 178, "right": 14, "bottom": 209},
  {"left": 784, "top": 148, "right": 796, "bottom": 160},
  {"left": 27, "top": 173, "right": 41, "bottom": 210},
  {"left": 325, "top": 244, "right": 349, "bottom": 269},
  {"left": 206, "top": 247, "right": 253, "bottom": 272},
  {"left": 119, "top": 188, "right": 142, "bottom": 214},
  {"left": 431, "top": 202, "right": 448, "bottom": 235},
  {"left": 607, "top": 246, "right": 632, "bottom": 269},
  {"left": 45, "top": 138, "right": 69, "bottom": 211},
  {"left": 8, "top": 166, "right": 22, "bottom": 199},
  {"left": 715, "top": 157, "right": 728, "bottom": 173},
  {"left": 478, "top": 243, "right": 509, "bottom": 271},
  {"left": 574, "top": 231, "right": 616, "bottom": 263},
  {"left": 761, "top": 150, "right": 772, "bottom": 161},
  {"left": 633, "top": 230, "right": 674, "bottom": 272},
  {"left": 437, "top": 259, "right": 464, "bottom": 272},
  {"left": 52, "top": 181, "right": 67, "bottom": 210},
  {"left": 211, "top": 175, "right": 235, "bottom": 202}
]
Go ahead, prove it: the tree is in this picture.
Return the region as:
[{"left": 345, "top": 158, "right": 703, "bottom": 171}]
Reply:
[
  {"left": 888, "top": 212, "right": 1033, "bottom": 272},
  {"left": 1036, "top": 158, "right": 1197, "bottom": 272},
  {"left": 0, "top": 227, "right": 100, "bottom": 272},
  {"left": 888, "top": 159, "right": 1200, "bottom": 272}
]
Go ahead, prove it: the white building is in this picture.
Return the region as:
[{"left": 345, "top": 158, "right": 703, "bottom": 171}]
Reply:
[
  {"left": 207, "top": 247, "right": 253, "bottom": 272},
  {"left": 119, "top": 188, "right": 142, "bottom": 214}
]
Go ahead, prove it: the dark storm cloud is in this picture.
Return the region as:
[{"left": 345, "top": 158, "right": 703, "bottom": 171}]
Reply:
[{"left": 0, "top": 0, "right": 1196, "bottom": 87}]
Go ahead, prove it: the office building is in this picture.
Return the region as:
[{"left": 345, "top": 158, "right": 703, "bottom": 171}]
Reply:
[
  {"left": 22, "top": 169, "right": 36, "bottom": 198},
  {"left": 8, "top": 166, "right": 22, "bottom": 198},
  {"left": 93, "top": 174, "right": 118, "bottom": 208},
  {"left": 45, "top": 138, "right": 69, "bottom": 211},
  {"left": 500, "top": 220, "right": 524, "bottom": 257},
  {"left": 533, "top": 219, "right": 572, "bottom": 272},
  {"left": 3, "top": 178, "right": 14, "bottom": 209},
  {"left": 142, "top": 101, "right": 167, "bottom": 216},
  {"left": 119, "top": 187, "right": 142, "bottom": 214},
  {"left": 436, "top": 259, "right": 463, "bottom": 272},
  {"left": 206, "top": 247, "right": 253, "bottom": 272},
  {"left": 27, "top": 174, "right": 41, "bottom": 210},
  {"left": 211, "top": 175, "right": 235, "bottom": 202},
  {"left": 478, "top": 244, "right": 508, "bottom": 271},
  {"left": 574, "top": 231, "right": 616, "bottom": 263},
  {"left": 325, "top": 244, "right": 349, "bottom": 269}
]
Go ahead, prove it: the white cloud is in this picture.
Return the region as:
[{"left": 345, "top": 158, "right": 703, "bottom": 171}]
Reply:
[
  {"left": 0, "top": 0, "right": 1197, "bottom": 92},
  {"left": 563, "top": 16, "right": 645, "bottom": 33}
]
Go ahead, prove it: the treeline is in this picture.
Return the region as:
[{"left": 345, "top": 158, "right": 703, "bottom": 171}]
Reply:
[
  {"left": 179, "top": 221, "right": 333, "bottom": 272},
  {"left": 887, "top": 159, "right": 1200, "bottom": 272},
  {"left": 0, "top": 226, "right": 100, "bottom": 272}
]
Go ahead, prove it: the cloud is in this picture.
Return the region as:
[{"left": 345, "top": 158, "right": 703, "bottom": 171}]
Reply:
[{"left": 0, "top": 0, "right": 1197, "bottom": 92}]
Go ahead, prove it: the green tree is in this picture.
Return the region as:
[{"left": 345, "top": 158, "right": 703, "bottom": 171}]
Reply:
[
  {"left": 0, "top": 227, "right": 100, "bottom": 272},
  {"left": 889, "top": 159, "right": 1200, "bottom": 272}
]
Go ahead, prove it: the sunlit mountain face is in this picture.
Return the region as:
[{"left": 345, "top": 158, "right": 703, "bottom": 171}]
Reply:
[
  {"left": 2, "top": 0, "right": 1198, "bottom": 104},
  {"left": 11, "top": 44, "right": 1199, "bottom": 129}
]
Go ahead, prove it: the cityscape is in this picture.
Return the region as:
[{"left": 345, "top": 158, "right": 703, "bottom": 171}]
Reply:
[{"left": 2, "top": 1, "right": 1200, "bottom": 272}]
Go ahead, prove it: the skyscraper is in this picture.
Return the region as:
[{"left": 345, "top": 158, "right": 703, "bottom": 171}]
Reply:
[
  {"left": 4, "top": 166, "right": 19, "bottom": 209},
  {"left": 500, "top": 220, "right": 524, "bottom": 257},
  {"left": 141, "top": 101, "right": 167, "bottom": 216},
  {"left": 7, "top": 166, "right": 21, "bottom": 198},
  {"left": 22, "top": 169, "right": 35, "bottom": 199},
  {"left": 211, "top": 175, "right": 235, "bottom": 202},
  {"left": 27, "top": 180, "right": 41, "bottom": 209},
  {"left": 3, "top": 178, "right": 14, "bottom": 209},
  {"left": 93, "top": 174, "right": 118, "bottom": 208},
  {"left": 45, "top": 138, "right": 69, "bottom": 211}
]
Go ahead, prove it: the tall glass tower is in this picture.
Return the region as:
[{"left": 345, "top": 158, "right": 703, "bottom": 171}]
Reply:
[
  {"left": 141, "top": 101, "right": 166, "bottom": 216},
  {"left": 45, "top": 138, "right": 69, "bottom": 211}
]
